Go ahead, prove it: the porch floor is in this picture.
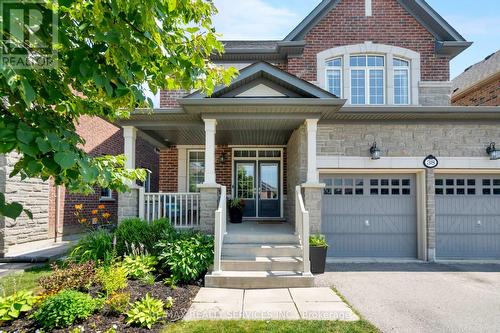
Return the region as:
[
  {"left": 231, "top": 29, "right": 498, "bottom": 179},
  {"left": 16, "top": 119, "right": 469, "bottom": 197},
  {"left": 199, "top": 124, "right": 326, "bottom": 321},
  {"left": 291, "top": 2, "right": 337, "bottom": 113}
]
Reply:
[{"left": 226, "top": 222, "right": 295, "bottom": 236}]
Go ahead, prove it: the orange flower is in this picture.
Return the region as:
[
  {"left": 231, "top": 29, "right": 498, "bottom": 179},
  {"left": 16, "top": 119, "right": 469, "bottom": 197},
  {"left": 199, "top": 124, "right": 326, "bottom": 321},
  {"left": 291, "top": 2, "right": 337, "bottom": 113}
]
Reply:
[
  {"left": 98, "top": 204, "right": 106, "bottom": 210},
  {"left": 102, "top": 212, "right": 111, "bottom": 219},
  {"left": 92, "top": 218, "right": 98, "bottom": 224},
  {"left": 80, "top": 218, "right": 87, "bottom": 223},
  {"left": 91, "top": 210, "right": 98, "bottom": 215},
  {"left": 74, "top": 204, "right": 83, "bottom": 210}
]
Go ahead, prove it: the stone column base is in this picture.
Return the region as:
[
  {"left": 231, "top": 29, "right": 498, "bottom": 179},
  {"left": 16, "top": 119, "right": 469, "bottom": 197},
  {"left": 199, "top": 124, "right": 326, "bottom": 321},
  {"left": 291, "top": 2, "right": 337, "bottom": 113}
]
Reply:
[
  {"left": 118, "top": 187, "right": 140, "bottom": 222},
  {"left": 302, "top": 183, "right": 325, "bottom": 235},
  {"left": 198, "top": 184, "right": 221, "bottom": 234}
]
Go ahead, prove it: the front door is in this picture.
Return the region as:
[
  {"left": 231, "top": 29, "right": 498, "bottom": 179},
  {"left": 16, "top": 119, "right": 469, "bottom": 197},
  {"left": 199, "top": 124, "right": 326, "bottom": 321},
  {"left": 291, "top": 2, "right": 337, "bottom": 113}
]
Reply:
[
  {"left": 235, "top": 159, "right": 281, "bottom": 219},
  {"left": 258, "top": 162, "right": 280, "bottom": 217}
]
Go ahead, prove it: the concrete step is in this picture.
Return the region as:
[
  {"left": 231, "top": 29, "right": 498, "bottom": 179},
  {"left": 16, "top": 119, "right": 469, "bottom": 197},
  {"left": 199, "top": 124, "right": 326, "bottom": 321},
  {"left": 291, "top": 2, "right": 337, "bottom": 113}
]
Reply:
[
  {"left": 205, "top": 270, "right": 314, "bottom": 289},
  {"left": 222, "top": 244, "right": 302, "bottom": 257},
  {"left": 221, "top": 256, "right": 303, "bottom": 271},
  {"left": 224, "top": 233, "right": 299, "bottom": 244}
]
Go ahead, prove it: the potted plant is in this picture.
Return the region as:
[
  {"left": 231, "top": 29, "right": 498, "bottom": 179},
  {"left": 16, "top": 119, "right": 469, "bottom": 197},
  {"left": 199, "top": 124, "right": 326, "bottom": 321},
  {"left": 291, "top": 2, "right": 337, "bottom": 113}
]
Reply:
[
  {"left": 309, "top": 234, "right": 328, "bottom": 274},
  {"left": 228, "top": 198, "right": 245, "bottom": 224}
]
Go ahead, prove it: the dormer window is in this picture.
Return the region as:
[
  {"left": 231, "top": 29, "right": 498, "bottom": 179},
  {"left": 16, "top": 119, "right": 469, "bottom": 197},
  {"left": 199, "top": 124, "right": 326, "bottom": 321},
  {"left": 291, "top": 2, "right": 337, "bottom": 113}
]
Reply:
[{"left": 325, "top": 57, "right": 342, "bottom": 97}]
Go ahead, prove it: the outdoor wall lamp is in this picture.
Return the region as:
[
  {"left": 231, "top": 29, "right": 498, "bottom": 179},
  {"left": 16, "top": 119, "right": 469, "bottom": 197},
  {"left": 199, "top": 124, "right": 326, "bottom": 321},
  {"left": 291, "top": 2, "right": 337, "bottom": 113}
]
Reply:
[
  {"left": 219, "top": 152, "right": 228, "bottom": 163},
  {"left": 370, "top": 142, "right": 381, "bottom": 160},
  {"left": 486, "top": 142, "right": 500, "bottom": 160}
]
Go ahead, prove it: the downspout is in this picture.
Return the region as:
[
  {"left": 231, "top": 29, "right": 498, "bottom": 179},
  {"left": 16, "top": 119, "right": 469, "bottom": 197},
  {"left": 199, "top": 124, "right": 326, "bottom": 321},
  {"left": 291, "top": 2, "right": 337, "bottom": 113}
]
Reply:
[{"left": 54, "top": 185, "right": 61, "bottom": 242}]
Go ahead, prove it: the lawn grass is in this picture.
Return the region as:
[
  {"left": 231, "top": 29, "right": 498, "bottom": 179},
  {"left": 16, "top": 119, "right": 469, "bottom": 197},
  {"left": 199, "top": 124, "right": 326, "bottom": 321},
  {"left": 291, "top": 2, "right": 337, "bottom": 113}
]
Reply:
[
  {"left": 164, "top": 320, "right": 379, "bottom": 333},
  {"left": 0, "top": 264, "right": 52, "bottom": 296}
]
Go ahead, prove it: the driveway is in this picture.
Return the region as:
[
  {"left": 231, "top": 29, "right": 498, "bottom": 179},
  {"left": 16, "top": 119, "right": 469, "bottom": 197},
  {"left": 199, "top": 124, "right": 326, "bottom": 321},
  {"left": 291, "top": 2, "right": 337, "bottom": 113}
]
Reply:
[{"left": 315, "top": 263, "right": 500, "bottom": 333}]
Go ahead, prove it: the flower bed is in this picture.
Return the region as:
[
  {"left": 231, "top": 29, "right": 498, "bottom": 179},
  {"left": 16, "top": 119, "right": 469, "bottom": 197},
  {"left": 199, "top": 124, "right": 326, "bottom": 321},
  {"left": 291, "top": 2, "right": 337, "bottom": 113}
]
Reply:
[{"left": 0, "top": 218, "right": 212, "bottom": 332}]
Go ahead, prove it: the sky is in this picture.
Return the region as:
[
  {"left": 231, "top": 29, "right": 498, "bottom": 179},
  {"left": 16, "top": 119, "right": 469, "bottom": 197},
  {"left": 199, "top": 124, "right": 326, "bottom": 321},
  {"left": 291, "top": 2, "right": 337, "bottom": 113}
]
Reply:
[{"left": 212, "top": 0, "right": 500, "bottom": 79}]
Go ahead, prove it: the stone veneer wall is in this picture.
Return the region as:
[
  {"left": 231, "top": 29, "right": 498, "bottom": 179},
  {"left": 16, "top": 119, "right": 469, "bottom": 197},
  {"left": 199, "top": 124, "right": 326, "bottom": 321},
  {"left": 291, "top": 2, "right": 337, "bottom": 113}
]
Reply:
[
  {"left": 0, "top": 152, "right": 50, "bottom": 255},
  {"left": 419, "top": 82, "right": 453, "bottom": 106},
  {"left": 286, "top": 125, "right": 308, "bottom": 226},
  {"left": 317, "top": 123, "right": 500, "bottom": 157}
]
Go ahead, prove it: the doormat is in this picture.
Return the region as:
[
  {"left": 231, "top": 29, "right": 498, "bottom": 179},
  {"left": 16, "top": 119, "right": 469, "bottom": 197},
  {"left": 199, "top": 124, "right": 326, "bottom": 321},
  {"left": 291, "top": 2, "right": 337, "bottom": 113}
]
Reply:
[{"left": 257, "top": 221, "right": 284, "bottom": 224}]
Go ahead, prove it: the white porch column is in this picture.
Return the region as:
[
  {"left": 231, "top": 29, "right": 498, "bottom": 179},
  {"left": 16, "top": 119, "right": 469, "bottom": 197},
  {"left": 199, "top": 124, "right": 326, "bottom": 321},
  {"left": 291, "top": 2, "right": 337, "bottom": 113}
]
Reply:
[
  {"left": 123, "top": 126, "right": 137, "bottom": 170},
  {"left": 119, "top": 126, "right": 139, "bottom": 222},
  {"left": 305, "top": 119, "right": 319, "bottom": 184},
  {"left": 203, "top": 119, "right": 217, "bottom": 185}
]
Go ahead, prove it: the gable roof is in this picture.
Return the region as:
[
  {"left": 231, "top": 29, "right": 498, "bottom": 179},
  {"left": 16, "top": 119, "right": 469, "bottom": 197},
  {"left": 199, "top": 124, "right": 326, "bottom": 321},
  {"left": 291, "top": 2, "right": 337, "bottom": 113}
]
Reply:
[
  {"left": 452, "top": 50, "right": 500, "bottom": 96},
  {"left": 186, "top": 62, "right": 338, "bottom": 99},
  {"left": 283, "top": 0, "right": 471, "bottom": 58}
]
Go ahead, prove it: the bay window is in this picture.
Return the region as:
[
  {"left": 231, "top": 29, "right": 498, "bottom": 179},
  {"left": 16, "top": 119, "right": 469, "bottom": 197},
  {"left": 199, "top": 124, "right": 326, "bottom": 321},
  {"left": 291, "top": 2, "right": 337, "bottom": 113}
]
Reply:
[
  {"left": 350, "top": 55, "right": 385, "bottom": 105},
  {"left": 325, "top": 57, "right": 342, "bottom": 97}
]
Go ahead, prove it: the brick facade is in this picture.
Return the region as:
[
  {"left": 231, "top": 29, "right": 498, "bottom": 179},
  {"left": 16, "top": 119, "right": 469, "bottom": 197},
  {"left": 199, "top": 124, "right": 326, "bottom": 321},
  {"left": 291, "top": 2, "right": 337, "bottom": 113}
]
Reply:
[
  {"left": 452, "top": 76, "right": 500, "bottom": 106},
  {"left": 160, "top": 90, "right": 187, "bottom": 109},
  {"left": 50, "top": 116, "right": 160, "bottom": 239},
  {"left": 159, "top": 147, "right": 179, "bottom": 192},
  {"left": 287, "top": 0, "right": 450, "bottom": 82}
]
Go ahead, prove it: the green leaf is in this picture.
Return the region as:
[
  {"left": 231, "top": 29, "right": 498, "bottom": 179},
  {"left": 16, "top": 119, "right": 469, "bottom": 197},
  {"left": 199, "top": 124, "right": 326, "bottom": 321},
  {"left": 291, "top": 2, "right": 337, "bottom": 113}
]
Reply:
[
  {"left": 167, "top": 0, "right": 177, "bottom": 12},
  {"left": 20, "top": 79, "right": 36, "bottom": 105},
  {"left": 54, "top": 151, "right": 77, "bottom": 169},
  {"left": 16, "top": 123, "right": 35, "bottom": 144},
  {"left": 1, "top": 201, "right": 23, "bottom": 219},
  {"left": 36, "top": 137, "right": 51, "bottom": 153}
]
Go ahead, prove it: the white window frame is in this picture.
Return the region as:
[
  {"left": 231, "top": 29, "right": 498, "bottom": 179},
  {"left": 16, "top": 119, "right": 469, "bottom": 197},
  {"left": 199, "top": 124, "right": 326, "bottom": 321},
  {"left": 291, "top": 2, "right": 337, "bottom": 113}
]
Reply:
[
  {"left": 100, "top": 188, "right": 113, "bottom": 201},
  {"left": 393, "top": 57, "right": 411, "bottom": 105},
  {"left": 187, "top": 150, "right": 205, "bottom": 193},
  {"left": 325, "top": 57, "right": 343, "bottom": 98},
  {"left": 143, "top": 169, "right": 152, "bottom": 192},
  {"left": 349, "top": 54, "right": 386, "bottom": 105}
]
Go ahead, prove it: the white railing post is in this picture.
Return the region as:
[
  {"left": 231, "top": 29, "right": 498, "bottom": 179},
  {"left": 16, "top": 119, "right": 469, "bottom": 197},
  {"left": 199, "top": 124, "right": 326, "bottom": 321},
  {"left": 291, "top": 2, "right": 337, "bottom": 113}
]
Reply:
[
  {"left": 139, "top": 187, "right": 145, "bottom": 220},
  {"left": 303, "top": 211, "right": 311, "bottom": 275},
  {"left": 212, "top": 186, "right": 226, "bottom": 275},
  {"left": 295, "top": 185, "right": 312, "bottom": 276}
]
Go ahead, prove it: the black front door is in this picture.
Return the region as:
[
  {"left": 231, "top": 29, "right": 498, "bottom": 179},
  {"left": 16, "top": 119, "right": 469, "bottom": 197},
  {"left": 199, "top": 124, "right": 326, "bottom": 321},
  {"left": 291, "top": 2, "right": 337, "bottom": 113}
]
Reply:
[{"left": 258, "top": 162, "right": 280, "bottom": 218}]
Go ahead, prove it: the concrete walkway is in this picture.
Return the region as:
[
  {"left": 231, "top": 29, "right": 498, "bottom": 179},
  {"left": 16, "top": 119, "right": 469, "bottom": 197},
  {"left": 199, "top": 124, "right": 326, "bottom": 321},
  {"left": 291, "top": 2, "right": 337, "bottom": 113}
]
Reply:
[{"left": 184, "top": 287, "right": 359, "bottom": 321}]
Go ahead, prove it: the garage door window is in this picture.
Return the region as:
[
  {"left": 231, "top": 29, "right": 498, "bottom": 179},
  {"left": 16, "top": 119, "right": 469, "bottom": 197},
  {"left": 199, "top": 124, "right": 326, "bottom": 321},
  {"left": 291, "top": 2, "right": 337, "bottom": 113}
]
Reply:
[
  {"left": 436, "top": 178, "right": 500, "bottom": 195},
  {"left": 323, "top": 178, "right": 364, "bottom": 195},
  {"left": 370, "top": 178, "right": 411, "bottom": 195}
]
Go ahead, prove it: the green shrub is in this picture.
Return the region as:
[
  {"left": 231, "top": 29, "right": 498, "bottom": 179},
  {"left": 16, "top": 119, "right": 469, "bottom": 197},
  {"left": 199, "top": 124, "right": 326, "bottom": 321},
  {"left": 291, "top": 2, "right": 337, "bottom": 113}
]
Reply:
[
  {"left": 0, "top": 290, "right": 37, "bottom": 323},
  {"left": 33, "top": 290, "right": 102, "bottom": 330},
  {"left": 115, "top": 218, "right": 174, "bottom": 256},
  {"left": 104, "top": 292, "right": 130, "bottom": 315},
  {"left": 156, "top": 231, "right": 214, "bottom": 284},
  {"left": 309, "top": 234, "right": 328, "bottom": 248},
  {"left": 97, "top": 265, "right": 128, "bottom": 295},
  {"left": 125, "top": 294, "right": 172, "bottom": 329},
  {"left": 39, "top": 262, "right": 96, "bottom": 295},
  {"left": 68, "top": 229, "right": 115, "bottom": 264},
  {"left": 121, "top": 255, "right": 157, "bottom": 280}
]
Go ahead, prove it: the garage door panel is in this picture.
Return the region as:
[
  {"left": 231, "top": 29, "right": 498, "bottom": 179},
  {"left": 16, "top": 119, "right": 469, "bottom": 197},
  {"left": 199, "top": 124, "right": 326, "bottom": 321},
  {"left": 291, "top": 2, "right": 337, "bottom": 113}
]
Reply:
[
  {"left": 435, "top": 175, "right": 500, "bottom": 260},
  {"left": 321, "top": 174, "right": 417, "bottom": 258}
]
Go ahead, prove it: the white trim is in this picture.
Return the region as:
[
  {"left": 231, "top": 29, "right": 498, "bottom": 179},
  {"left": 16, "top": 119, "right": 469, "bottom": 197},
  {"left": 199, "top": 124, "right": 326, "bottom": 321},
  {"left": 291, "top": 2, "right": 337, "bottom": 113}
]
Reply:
[
  {"left": 231, "top": 147, "right": 284, "bottom": 219},
  {"left": 365, "top": 0, "right": 372, "bottom": 16},
  {"left": 305, "top": 119, "right": 319, "bottom": 183},
  {"left": 317, "top": 156, "right": 500, "bottom": 169},
  {"left": 316, "top": 42, "right": 421, "bottom": 105},
  {"left": 203, "top": 119, "right": 217, "bottom": 185},
  {"left": 122, "top": 126, "right": 137, "bottom": 170},
  {"left": 100, "top": 188, "right": 114, "bottom": 201}
]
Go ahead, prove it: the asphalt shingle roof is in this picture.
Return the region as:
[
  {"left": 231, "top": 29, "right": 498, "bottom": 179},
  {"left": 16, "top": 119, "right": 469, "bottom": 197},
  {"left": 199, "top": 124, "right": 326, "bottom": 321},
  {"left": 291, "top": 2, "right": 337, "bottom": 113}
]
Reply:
[{"left": 452, "top": 50, "right": 500, "bottom": 94}]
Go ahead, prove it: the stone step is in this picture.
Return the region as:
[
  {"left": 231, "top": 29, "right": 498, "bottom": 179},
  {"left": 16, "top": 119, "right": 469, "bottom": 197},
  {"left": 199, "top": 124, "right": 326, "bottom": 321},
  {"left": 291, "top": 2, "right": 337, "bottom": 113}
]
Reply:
[
  {"left": 224, "top": 233, "right": 299, "bottom": 244},
  {"left": 204, "top": 270, "right": 314, "bottom": 289},
  {"left": 222, "top": 244, "right": 302, "bottom": 257},
  {"left": 221, "top": 256, "right": 303, "bottom": 271}
]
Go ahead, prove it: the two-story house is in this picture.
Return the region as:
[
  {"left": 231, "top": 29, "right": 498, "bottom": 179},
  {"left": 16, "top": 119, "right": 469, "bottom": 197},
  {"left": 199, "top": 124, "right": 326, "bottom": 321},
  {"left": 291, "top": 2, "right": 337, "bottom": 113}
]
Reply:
[{"left": 115, "top": 0, "right": 500, "bottom": 288}]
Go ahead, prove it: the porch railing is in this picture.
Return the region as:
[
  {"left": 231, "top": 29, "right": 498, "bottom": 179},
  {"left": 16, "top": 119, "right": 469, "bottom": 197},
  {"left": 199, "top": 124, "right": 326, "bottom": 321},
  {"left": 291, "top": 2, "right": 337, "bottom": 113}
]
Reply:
[
  {"left": 295, "top": 185, "right": 311, "bottom": 275},
  {"left": 213, "top": 186, "right": 227, "bottom": 274},
  {"left": 139, "top": 189, "right": 200, "bottom": 228}
]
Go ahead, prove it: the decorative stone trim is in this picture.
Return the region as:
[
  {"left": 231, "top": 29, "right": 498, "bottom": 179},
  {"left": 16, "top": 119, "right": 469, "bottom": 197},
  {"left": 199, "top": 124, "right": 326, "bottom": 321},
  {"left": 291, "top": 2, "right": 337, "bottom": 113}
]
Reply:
[{"left": 316, "top": 41, "right": 421, "bottom": 105}]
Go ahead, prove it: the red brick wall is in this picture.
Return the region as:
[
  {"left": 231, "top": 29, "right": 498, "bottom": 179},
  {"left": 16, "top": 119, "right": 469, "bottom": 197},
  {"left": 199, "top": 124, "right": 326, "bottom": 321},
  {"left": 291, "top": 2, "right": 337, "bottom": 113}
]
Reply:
[
  {"left": 216, "top": 146, "right": 232, "bottom": 194},
  {"left": 452, "top": 77, "right": 500, "bottom": 106},
  {"left": 287, "top": 0, "right": 450, "bottom": 82},
  {"left": 159, "top": 147, "right": 179, "bottom": 192},
  {"left": 160, "top": 90, "right": 187, "bottom": 109},
  {"left": 50, "top": 116, "right": 159, "bottom": 237}
]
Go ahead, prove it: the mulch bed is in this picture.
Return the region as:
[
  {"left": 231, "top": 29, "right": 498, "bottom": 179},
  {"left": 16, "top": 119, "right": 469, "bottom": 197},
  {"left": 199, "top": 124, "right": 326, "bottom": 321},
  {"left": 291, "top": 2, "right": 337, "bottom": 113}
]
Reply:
[{"left": 1, "top": 280, "right": 201, "bottom": 333}]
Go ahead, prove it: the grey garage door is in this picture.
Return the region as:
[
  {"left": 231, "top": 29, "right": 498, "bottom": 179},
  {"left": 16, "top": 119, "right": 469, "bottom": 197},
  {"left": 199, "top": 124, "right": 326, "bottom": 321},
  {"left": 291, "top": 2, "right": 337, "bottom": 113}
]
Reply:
[
  {"left": 321, "top": 174, "right": 417, "bottom": 258},
  {"left": 435, "top": 175, "right": 500, "bottom": 260}
]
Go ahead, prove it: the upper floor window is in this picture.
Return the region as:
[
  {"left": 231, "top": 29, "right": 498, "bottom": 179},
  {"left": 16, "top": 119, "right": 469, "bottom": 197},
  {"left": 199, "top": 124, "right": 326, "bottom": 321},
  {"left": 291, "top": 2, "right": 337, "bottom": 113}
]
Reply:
[
  {"left": 393, "top": 58, "right": 410, "bottom": 105},
  {"left": 325, "top": 57, "right": 342, "bottom": 97},
  {"left": 350, "top": 55, "right": 385, "bottom": 105},
  {"left": 319, "top": 43, "right": 419, "bottom": 105}
]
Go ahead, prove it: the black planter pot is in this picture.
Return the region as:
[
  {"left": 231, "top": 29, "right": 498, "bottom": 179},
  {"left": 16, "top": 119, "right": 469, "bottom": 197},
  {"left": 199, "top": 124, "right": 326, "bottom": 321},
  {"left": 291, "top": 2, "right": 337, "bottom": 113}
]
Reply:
[
  {"left": 229, "top": 206, "right": 243, "bottom": 223},
  {"left": 309, "top": 246, "right": 328, "bottom": 274}
]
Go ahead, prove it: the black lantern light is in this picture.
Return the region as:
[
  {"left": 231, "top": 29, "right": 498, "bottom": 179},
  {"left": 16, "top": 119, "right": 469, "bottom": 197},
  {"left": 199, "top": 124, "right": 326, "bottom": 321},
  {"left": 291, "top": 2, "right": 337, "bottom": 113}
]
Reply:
[
  {"left": 219, "top": 152, "right": 228, "bottom": 163},
  {"left": 486, "top": 142, "right": 499, "bottom": 160},
  {"left": 370, "top": 142, "right": 381, "bottom": 160}
]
